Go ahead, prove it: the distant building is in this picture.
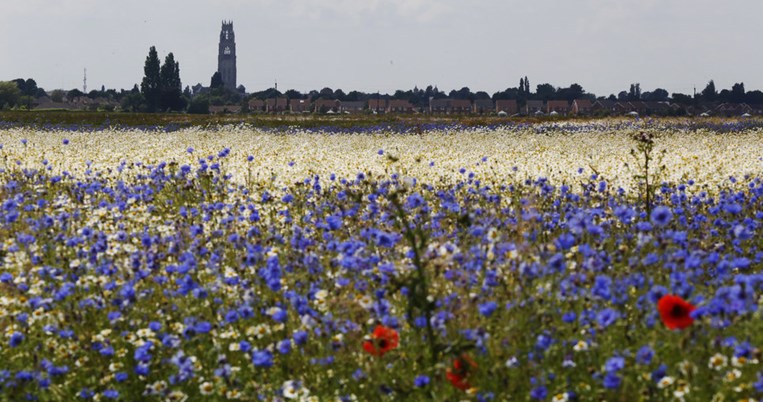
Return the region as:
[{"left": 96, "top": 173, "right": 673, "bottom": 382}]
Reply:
[
  {"left": 525, "top": 100, "right": 545, "bottom": 115},
  {"left": 473, "top": 99, "right": 494, "bottom": 114},
  {"left": 314, "top": 99, "right": 340, "bottom": 113},
  {"left": 289, "top": 98, "right": 311, "bottom": 113},
  {"left": 449, "top": 99, "right": 472, "bottom": 114},
  {"left": 339, "top": 101, "right": 365, "bottom": 113},
  {"left": 547, "top": 100, "right": 570, "bottom": 115},
  {"left": 248, "top": 99, "right": 265, "bottom": 112},
  {"left": 266, "top": 97, "right": 288, "bottom": 113},
  {"left": 495, "top": 99, "right": 518, "bottom": 115},
  {"left": 388, "top": 99, "right": 414, "bottom": 113},
  {"left": 429, "top": 98, "right": 449, "bottom": 113},
  {"left": 218, "top": 21, "right": 237, "bottom": 90},
  {"left": 368, "top": 99, "right": 387, "bottom": 113},
  {"left": 571, "top": 99, "right": 593, "bottom": 115},
  {"left": 591, "top": 99, "right": 616, "bottom": 114}
]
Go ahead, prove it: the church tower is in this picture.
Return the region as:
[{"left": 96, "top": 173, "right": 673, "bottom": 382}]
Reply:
[{"left": 218, "top": 21, "right": 237, "bottom": 90}]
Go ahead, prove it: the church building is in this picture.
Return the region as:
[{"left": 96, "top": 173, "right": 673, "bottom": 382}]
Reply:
[{"left": 218, "top": 21, "right": 237, "bottom": 90}]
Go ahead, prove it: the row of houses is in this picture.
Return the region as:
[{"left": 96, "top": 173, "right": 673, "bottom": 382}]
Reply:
[{"left": 224, "top": 97, "right": 762, "bottom": 116}]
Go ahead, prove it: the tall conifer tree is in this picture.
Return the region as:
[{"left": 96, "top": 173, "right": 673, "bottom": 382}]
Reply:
[{"left": 140, "top": 46, "right": 161, "bottom": 112}]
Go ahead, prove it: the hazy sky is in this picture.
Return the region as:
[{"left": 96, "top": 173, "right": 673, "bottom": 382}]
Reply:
[{"left": 2, "top": 0, "right": 762, "bottom": 97}]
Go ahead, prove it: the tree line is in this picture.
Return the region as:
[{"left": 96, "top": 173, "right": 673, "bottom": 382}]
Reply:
[{"left": 2, "top": 48, "right": 763, "bottom": 112}]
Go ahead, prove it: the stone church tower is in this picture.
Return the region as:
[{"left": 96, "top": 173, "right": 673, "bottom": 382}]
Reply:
[{"left": 218, "top": 21, "right": 236, "bottom": 90}]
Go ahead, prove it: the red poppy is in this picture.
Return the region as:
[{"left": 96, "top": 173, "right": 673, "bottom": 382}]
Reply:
[
  {"left": 446, "top": 354, "right": 478, "bottom": 390},
  {"left": 657, "top": 294, "right": 696, "bottom": 330},
  {"left": 362, "top": 325, "right": 399, "bottom": 356}
]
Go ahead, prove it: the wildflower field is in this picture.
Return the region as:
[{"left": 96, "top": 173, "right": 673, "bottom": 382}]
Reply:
[{"left": 1, "top": 120, "right": 763, "bottom": 401}]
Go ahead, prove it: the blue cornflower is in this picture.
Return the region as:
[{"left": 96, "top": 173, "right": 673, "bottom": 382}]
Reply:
[
  {"left": 562, "top": 312, "right": 576, "bottom": 323},
  {"left": 277, "top": 339, "right": 291, "bottom": 355},
  {"left": 237, "top": 340, "right": 251, "bottom": 353},
  {"left": 405, "top": 193, "right": 425, "bottom": 209},
  {"left": 252, "top": 350, "right": 274, "bottom": 368},
  {"left": 293, "top": 330, "right": 308, "bottom": 345},
  {"left": 650, "top": 206, "right": 673, "bottom": 227},
  {"left": 269, "top": 307, "right": 288, "bottom": 323},
  {"left": 535, "top": 333, "right": 553, "bottom": 351},
  {"left": 603, "top": 373, "right": 621, "bottom": 389},
  {"left": 754, "top": 372, "right": 763, "bottom": 393},
  {"left": 605, "top": 356, "right": 625, "bottom": 372},
  {"left": 596, "top": 308, "right": 619, "bottom": 328},
  {"left": 194, "top": 321, "right": 212, "bottom": 333},
  {"left": 62, "top": 139, "right": 70, "bottom": 145},
  {"left": 478, "top": 301, "right": 497, "bottom": 317},
  {"left": 530, "top": 386, "right": 547, "bottom": 400},
  {"left": 103, "top": 389, "right": 119, "bottom": 399},
  {"left": 326, "top": 215, "right": 343, "bottom": 230},
  {"left": 414, "top": 375, "right": 430, "bottom": 387},
  {"left": 377, "top": 149, "right": 384, "bottom": 155},
  {"left": 636, "top": 345, "right": 654, "bottom": 365},
  {"left": 9, "top": 332, "right": 24, "bottom": 347}
]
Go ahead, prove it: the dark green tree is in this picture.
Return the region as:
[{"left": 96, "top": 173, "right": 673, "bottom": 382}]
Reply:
[
  {"left": 210, "top": 72, "right": 224, "bottom": 89},
  {"left": 671, "top": 93, "right": 693, "bottom": 104},
  {"left": 141, "top": 46, "right": 162, "bottom": 112},
  {"left": 730, "top": 83, "right": 745, "bottom": 103},
  {"left": 160, "top": 52, "right": 185, "bottom": 111},
  {"left": 285, "top": 89, "right": 302, "bottom": 99},
  {"left": 645, "top": 88, "right": 669, "bottom": 102},
  {"left": 701, "top": 80, "right": 717, "bottom": 102},
  {"left": 535, "top": 83, "right": 555, "bottom": 100},
  {"left": 188, "top": 97, "right": 210, "bottom": 114},
  {"left": 121, "top": 92, "right": 145, "bottom": 112},
  {"left": 50, "top": 89, "right": 66, "bottom": 102},
  {"left": 0, "top": 81, "right": 21, "bottom": 108},
  {"left": 67, "top": 89, "right": 84, "bottom": 100},
  {"left": 746, "top": 90, "right": 763, "bottom": 104},
  {"left": 628, "top": 83, "right": 641, "bottom": 101}
]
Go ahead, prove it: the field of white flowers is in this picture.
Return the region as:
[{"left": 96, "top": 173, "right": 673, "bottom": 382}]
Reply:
[
  {"left": 1, "top": 121, "right": 762, "bottom": 401},
  {"left": 2, "top": 124, "right": 762, "bottom": 191}
]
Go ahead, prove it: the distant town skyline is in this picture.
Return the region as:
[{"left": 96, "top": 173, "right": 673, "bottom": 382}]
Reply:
[{"left": 2, "top": 0, "right": 762, "bottom": 96}]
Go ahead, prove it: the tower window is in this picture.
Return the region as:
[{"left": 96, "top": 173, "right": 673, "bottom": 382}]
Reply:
[{"left": 224, "top": 46, "right": 231, "bottom": 55}]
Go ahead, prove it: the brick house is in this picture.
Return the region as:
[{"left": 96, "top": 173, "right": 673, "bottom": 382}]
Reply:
[
  {"left": 495, "top": 99, "right": 518, "bottom": 115},
  {"left": 715, "top": 102, "right": 752, "bottom": 117},
  {"left": 266, "top": 97, "right": 288, "bottom": 113},
  {"left": 248, "top": 99, "right": 265, "bottom": 112},
  {"left": 339, "top": 101, "right": 365, "bottom": 113},
  {"left": 591, "top": 99, "right": 616, "bottom": 114},
  {"left": 547, "top": 100, "right": 570, "bottom": 115},
  {"left": 387, "top": 99, "right": 414, "bottom": 113},
  {"left": 449, "top": 99, "right": 472, "bottom": 113},
  {"left": 525, "top": 100, "right": 545, "bottom": 115},
  {"left": 368, "top": 99, "right": 387, "bottom": 113},
  {"left": 289, "top": 98, "right": 311, "bottom": 113},
  {"left": 473, "top": 99, "right": 494, "bottom": 114},
  {"left": 314, "top": 99, "right": 340, "bottom": 113},
  {"left": 629, "top": 101, "right": 648, "bottom": 115},
  {"left": 571, "top": 99, "right": 593, "bottom": 115},
  {"left": 429, "top": 98, "right": 449, "bottom": 113}
]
